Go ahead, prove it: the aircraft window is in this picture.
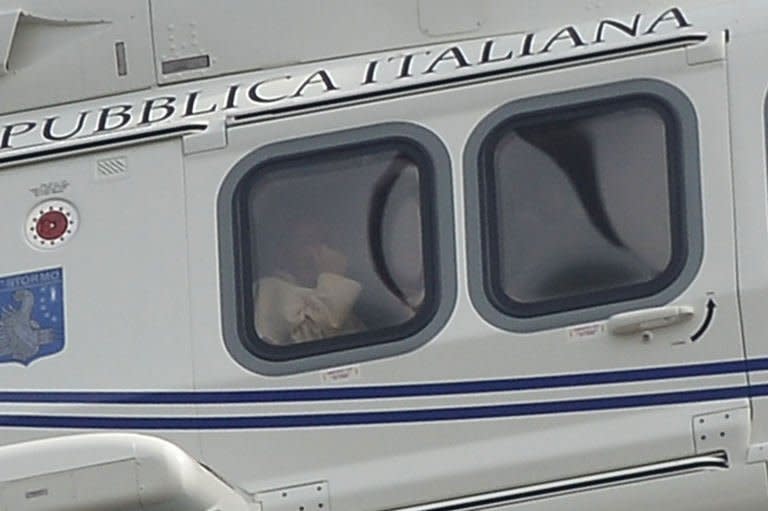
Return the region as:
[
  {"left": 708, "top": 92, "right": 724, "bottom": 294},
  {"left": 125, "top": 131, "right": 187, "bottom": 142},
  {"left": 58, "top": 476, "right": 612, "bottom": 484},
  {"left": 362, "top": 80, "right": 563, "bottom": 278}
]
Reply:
[
  {"left": 231, "top": 139, "right": 440, "bottom": 361},
  {"left": 476, "top": 96, "right": 690, "bottom": 318}
]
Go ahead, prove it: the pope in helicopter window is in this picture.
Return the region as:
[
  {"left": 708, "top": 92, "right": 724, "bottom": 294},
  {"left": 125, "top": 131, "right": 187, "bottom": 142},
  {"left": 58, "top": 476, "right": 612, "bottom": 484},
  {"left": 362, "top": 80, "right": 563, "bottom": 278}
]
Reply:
[
  {"left": 248, "top": 145, "right": 429, "bottom": 347},
  {"left": 254, "top": 218, "right": 366, "bottom": 345}
]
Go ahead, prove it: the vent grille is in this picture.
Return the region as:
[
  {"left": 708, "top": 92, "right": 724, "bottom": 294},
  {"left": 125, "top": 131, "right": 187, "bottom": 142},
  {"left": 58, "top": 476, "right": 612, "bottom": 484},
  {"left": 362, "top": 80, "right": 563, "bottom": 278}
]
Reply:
[{"left": 95, "top": 157, "right": 128, "bottom": 180}]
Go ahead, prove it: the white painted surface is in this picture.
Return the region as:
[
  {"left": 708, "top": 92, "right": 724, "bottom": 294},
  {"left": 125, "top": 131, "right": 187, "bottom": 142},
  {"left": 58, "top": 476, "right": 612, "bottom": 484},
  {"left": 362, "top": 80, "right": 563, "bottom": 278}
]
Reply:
[
  {"left": 0, "top": 434, "right": 251, "bottom": 511},
  {"left": 0, "top": 1, "right": 765, "bottom": 510},
  {"left": 0, "top": 140, "right": 195, "bottom": 391},
  {"left": 0, "top": 0, "right": 154, "bottom": 115}
]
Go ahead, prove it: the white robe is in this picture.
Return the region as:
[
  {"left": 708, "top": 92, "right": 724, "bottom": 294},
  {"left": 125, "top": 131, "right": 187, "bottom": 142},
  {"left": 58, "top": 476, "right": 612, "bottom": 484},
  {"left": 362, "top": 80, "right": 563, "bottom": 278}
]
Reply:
[{"left": 255, "top": 272, "right": 364, "bottom": 345}]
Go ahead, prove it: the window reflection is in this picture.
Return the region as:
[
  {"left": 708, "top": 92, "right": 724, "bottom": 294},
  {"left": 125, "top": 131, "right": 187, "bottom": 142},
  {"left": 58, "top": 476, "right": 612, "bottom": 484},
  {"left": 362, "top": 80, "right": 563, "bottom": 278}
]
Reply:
[{"left": 486, "top": 104, "right": 674, "bottom": 309}]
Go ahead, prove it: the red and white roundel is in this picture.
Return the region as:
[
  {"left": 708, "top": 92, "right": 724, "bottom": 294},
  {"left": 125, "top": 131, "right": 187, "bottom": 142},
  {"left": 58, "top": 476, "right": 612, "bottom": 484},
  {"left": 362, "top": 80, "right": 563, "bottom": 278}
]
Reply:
[{"left": 26, "top": 200, "right": 79, "bottom": 249}]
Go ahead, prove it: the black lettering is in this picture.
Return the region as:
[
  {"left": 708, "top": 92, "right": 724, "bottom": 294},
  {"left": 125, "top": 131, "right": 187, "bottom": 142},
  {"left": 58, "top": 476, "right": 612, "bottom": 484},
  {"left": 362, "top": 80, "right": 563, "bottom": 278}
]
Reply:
[
  {"left": 398, "top": 54, "right": 415, "bottom": 78},
  {"left": 224, "top": 84, "right": 240, "bottom": 110},
  {"left": 0, "top": 121, "right": 35, "bottom": 149},
  {"left": 595, "top": 15, "right": 642, "bottom": 43},
  {"left": 139, "top": 96, "right": 176, "bottom": 125},
  {"left": 645, "top": 7, "right": 691, "bottom": 34},
  {"left": 424, "top": 46, "right": 471, "bottom": 74},
  {"left": 362, "top": 60, "right": 379, "bottom": 85},
  {"left": 183, "top": 91, "right": 217, "bottom": 117},
  {"left": 292, "top": 70, "right": 338, "bottom": 97},
  {"left": 480, "top": 39, "right": 514, "bottom": 64},
  {"left": 539, "top": 27, "right": 586, "bottom": 54},
  {"left": 42, "top": 111, "right": 89, "bottom": 141},
  {"left": 96, "top": 105, "right": 132, "bottom": 132},
  {"left": 520, "top": 33, "right": 536, "bottom": 57},
  {"left": 248, "top": 75, "right": 292, "bottom": 103},
  {"left": 388, "top": 52, "right": 429, "bottom": 79},
  {"left": 540, "top": 26, "right": 587, "bottom": 54}
]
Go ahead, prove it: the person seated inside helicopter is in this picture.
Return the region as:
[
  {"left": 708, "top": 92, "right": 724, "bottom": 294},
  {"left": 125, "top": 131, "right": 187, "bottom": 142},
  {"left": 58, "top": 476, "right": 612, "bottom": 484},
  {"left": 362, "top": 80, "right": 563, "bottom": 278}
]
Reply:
[{"left": 254, "top": 220, "right": 365, "bottom": 345}]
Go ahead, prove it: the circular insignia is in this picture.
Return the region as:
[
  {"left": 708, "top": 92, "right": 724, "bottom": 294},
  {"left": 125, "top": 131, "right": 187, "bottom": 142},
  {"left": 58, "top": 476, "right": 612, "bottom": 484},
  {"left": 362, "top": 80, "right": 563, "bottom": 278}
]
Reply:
[{"left": 26, "top": 200, "right": 79, "bottom": 249}]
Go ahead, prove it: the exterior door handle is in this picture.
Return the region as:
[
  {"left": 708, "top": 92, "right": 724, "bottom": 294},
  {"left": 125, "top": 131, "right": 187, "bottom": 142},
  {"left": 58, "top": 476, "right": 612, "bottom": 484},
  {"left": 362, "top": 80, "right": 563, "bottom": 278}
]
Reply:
[{"left": 607, "top": 306, "right": 695, "bottom": 335}]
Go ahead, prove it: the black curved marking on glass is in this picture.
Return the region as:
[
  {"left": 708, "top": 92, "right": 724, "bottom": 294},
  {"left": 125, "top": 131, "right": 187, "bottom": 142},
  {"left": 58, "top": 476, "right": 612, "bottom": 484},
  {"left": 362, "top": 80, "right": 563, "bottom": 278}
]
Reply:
[
  {"left": 0, "top": 385, "right": 754, "bottom": 430},
  {"left": 516, "top": 122, "right": 624, "bottom": 248},
  {"left": 0, "top": 358, "right": 757, "bottom": 404},
  {"left": 368, "top": 156, "right": 417, "bottom": 311}
]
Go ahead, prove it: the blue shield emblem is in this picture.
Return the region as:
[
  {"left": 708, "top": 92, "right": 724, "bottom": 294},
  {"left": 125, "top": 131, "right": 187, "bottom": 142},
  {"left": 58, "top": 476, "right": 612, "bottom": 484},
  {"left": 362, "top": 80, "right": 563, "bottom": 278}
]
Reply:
[{"left": 0, "top": 268, "right": 64, "bottom": 365}]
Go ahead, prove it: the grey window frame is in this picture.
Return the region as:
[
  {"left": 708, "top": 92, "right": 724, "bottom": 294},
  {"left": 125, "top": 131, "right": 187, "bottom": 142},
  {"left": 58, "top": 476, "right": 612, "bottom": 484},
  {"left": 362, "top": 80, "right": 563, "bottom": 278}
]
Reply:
[
  {"left": 218, "top": 122, "right": 457, "bottom": 375},
  {"left": 464, "top": 79, "right": 703, "bottom": 332}
]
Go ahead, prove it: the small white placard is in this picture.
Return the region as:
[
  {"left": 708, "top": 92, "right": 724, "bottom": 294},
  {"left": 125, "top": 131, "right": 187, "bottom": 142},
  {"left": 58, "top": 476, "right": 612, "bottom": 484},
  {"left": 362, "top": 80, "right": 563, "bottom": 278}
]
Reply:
[
  {"left": 321, "top": 365, "right": 362, "bottom": 384},
  {"left": 568, "top": 323, "right": 606, "bottom": 340}
]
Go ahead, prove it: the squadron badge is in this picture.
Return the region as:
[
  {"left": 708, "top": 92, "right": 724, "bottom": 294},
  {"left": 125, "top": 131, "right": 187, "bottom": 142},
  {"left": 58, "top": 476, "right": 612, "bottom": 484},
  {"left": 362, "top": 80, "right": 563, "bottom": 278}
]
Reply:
[{"left": 0, "top": 268, "right": 64, "bottom": 365}]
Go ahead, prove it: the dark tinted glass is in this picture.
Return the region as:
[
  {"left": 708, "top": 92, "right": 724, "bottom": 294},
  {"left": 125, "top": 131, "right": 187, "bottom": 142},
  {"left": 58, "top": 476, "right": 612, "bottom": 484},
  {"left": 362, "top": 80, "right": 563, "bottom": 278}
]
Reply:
[
  {"left": 481, "top": 100, "right": 684, "bottom": 316},
  {"left": 236, "top": 141, "right": 437, "bottom": 359}
]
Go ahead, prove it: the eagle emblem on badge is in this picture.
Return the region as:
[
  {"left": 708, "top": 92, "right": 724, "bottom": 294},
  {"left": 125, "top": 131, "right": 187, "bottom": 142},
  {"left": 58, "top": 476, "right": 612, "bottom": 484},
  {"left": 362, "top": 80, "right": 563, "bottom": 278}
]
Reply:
[
  {"left": 0, "top": 269, "right": 64, "bottom": 366},
  {"left": 0, "top": 289, "right": 56, "bottom": 363}
]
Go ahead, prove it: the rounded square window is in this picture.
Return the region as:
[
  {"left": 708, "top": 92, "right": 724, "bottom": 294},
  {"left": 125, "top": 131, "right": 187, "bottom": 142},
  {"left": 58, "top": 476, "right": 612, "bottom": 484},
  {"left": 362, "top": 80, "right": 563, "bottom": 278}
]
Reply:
[
  {"left": 469, "top": 84, "right": 701, "bottom": 323},
  {"left": 230, "top": 139, "right": 440, "bottom": 361}
]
